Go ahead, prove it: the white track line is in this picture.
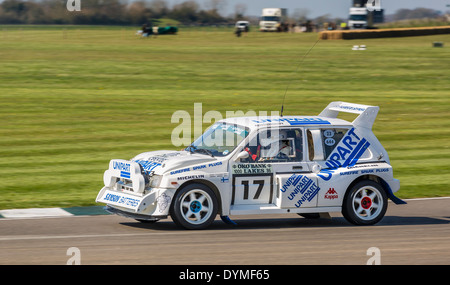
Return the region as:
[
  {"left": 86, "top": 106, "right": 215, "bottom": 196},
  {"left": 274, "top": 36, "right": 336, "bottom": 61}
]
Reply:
[
  {"left": 0, "top": 208, "right": 73, "bottom": 219},
  {"left": 403, "top": 197, "right": 450, "bottom": 201},
  {"left": 0, "top": 232, "right": 170, "bottom": 242}
]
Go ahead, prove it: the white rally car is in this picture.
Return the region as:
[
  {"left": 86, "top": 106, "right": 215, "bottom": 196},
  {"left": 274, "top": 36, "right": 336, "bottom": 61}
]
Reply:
[{"left": 96, "top": 102, "right": 405, "bottom": 229}]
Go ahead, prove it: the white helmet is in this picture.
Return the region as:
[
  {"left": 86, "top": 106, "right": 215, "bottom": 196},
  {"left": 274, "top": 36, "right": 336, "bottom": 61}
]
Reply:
[{"left": 260, "top": 130, "right": 288, "bottom": 147}]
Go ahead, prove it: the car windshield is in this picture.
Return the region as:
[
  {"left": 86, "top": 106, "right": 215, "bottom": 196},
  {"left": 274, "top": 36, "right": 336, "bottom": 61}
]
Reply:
[
  {"left": 262, "top": 16, "right": 280, "bottom": 21},
  {"left": 350, "top": 15, "right": 367, "bottom": 21},
  {"left": 186, "top": 122, "right": 249, "bottom": 157}
]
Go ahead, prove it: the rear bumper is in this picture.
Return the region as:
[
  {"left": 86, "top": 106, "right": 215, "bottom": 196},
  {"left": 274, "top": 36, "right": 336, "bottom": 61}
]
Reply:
[
  {"left": 260, "top": 27, "right": 277, "bottom": 31},
  {"left": 390, "top": 178, "right": 400, "bottom": 193}
]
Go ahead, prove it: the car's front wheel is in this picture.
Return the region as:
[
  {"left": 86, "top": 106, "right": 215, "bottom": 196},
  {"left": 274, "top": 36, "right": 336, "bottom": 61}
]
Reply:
[
  {"left": 342, "top": 180, "right": 388, "bottom": 225},
  {"left": 170, "top": 183, "right": 218, "bottom": 230}
]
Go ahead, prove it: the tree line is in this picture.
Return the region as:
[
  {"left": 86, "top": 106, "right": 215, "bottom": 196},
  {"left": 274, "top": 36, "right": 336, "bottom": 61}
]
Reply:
[
  {"left": 0, "top": 0, "right": 231, "bottom": 25},
  {"left": 0, "top": 0, "right": 446, "bottom": 27}
]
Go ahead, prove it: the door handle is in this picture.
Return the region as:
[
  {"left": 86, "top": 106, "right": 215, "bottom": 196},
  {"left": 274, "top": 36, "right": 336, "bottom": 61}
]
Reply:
[{"left": 292, "top": 166, "right": 303, "bottom": 170}]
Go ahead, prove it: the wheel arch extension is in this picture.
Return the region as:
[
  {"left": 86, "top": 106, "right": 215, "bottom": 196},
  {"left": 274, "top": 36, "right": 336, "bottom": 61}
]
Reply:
[
  {"left": 346, "top": 175, "right": 406, "bottom": 205},
  {"left": 176, "top": 179, "right": 223, "bottom": 214}
]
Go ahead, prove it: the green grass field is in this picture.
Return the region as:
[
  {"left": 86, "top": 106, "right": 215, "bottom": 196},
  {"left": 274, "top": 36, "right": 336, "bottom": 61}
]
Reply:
[{"left": 0, "top": 26, "right": 449, "bottom": 209}]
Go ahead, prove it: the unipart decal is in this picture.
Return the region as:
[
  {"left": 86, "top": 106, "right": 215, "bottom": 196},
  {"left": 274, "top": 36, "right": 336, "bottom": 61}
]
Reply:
[
  {"left": 134, "top": 160, "right": 162, "bottom": 171},
  {"left": 112, "top": 161, "right": 131, "bottom": 172},
  {"left": 112, "top": 161, "right": 132, "bottom": 178},
  {"left": 318, "top": 128, "right": 370, "bottom": 181},
  {"left": 280, "top": 174, "right": 320, "bottom": 208}
]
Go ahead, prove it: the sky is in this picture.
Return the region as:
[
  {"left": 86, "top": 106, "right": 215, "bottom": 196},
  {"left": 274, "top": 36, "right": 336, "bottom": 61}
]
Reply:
[{"left": 166, "top": 0, "right": 450, "bottom": 18}]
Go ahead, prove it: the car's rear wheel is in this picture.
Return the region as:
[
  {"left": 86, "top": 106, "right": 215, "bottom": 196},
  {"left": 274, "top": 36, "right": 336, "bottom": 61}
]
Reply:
[
  {"left": 342, "top": 180, "right": 387, "bottom": 225},
  {"left": 170, "top": 183, "right": 218, "bottom": 230}
]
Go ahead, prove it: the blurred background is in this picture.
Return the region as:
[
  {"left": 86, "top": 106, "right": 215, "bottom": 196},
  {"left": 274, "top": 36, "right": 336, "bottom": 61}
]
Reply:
[
  {"left": 0, "top": 0, "right": 449, "bottom": 210},
  {"left": 0, "top": 0, "right": 449, "bottom": 28}
]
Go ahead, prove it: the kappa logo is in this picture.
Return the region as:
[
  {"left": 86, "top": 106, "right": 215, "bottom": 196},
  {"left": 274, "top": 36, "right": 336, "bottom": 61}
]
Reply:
[{"left": 324, "top": 188, "right": 338, "bottom": 200}]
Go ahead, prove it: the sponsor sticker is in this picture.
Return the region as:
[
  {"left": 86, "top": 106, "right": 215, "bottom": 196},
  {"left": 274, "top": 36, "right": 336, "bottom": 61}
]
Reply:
[
  {"left": 252, "top": 117, "right": 330, "bottom": 125},
  {"left": 100, "top": 190, "right": 142, "bottom": 210},
  {"left": 280, "top": 174, "right": 320, "bottom": 208},
  {"left": 324, "top": 137, "right": 336, "bottom": 146},
  {"left": 318, "top": 128, "right": 370, "bottom": 181},
  {"left": 324, "top": 188, "right": 338, "bottom": 200},
  {"left": 232, "top": 163, "right": 273, "bottom": 174},
  {"left": 323, "top": 129, "right": 334, "bottom": 138}
]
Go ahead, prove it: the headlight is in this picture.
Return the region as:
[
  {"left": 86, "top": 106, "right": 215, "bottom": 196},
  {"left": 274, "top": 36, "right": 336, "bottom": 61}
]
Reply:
[{"left": 149, "top": 174, "right": 163, "bottom": 188}]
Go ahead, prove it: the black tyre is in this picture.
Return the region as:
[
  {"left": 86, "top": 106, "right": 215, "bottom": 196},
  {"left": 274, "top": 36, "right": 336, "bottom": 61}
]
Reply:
[
  {"left": 170, "top": 183, "right": 218, "bottom": 230},
  {"left": 342, "top": 180, "right": 388, "bottom": 225}
]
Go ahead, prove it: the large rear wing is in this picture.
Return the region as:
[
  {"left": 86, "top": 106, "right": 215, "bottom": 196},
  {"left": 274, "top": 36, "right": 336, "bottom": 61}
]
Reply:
[{"left": 319, "top": 101, "right": 379, "bottom": 129}]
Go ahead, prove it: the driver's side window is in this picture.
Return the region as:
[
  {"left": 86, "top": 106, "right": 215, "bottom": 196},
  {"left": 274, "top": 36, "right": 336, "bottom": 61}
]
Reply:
[{"left": 242, "top": 128, "right": 303, "bottom": 163}]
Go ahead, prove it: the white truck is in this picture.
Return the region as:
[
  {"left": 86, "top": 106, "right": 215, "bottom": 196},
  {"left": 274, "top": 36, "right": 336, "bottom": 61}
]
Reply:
[
  {"left": 348, "top": 7, "right": 368, "bottom": 29},
  {"left": 96, "top": 102, "right": 405, "bottom": 230},
  {"left": 259, "top": 8, "right": 287, "bottom": 32}
]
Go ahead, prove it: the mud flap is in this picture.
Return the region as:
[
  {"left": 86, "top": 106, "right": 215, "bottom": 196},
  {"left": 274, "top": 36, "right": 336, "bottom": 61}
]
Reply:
[
  {"left": 220, "top": 215, "right": 237, "bottom": 225},
  {"left": 381, "top": 180, "right": 407, "bottom": 205}
]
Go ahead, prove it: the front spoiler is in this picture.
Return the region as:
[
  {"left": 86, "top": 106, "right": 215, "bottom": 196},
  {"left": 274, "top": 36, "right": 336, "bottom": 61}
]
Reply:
[
  {"left": 97, "top": 186, "right": 176, "bottom": 218},
  {"left": 105, "top": 205, "right": 167, "bottom": 221}
]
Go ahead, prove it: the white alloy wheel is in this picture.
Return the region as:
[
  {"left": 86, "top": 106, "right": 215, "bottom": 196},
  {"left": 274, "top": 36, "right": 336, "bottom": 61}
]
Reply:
[
  {"left": 170, "top": 183, "right": 218, "bottom": 230},
  {"left": 342, "top": 180, "right": 388, "bottom": 225},
  {"left": 180, "top": 189, "right": 214, "bottom": 225},
  {"left": 351, "top": 186, "right": 383, "bottom": 221}
]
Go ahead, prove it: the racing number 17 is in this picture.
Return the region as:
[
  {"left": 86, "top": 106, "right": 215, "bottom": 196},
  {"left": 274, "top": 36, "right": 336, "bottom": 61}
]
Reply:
[{"left": 241, "top": 180, "right": 264, "bottom": 200}]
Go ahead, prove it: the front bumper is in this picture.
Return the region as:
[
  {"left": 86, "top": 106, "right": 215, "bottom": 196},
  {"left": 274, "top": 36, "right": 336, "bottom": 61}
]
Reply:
[
  {"left": 105, "top": 205, "right": 167, "bottom": 221},
  {"left": 260, "top": 27, "right": 277, "bottom": 31},
  {"left": 96, "top": 186, "right": 175, "bottom": 217}
]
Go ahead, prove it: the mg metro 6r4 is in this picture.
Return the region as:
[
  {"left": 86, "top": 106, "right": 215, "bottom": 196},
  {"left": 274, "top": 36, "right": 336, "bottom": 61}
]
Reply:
[{"left": 96, "top": 102, "right": 405, "bottom": 229}]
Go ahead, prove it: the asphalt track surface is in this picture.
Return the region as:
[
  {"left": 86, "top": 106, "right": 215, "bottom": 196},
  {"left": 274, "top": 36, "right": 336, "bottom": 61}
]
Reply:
[{"left": 0, "top": 198, "right": 449, "bottom": 265}]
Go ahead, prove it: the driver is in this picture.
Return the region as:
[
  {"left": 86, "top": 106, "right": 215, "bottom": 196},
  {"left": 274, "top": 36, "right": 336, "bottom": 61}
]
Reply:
[{"left": 259, "top": 130, "right": 292, "bottom": 160}]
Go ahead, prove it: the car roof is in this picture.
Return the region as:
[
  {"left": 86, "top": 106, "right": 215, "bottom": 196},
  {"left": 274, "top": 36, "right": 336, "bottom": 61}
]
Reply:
[{"left": 218, "top": 115, "right": 352, "bottom": 130}]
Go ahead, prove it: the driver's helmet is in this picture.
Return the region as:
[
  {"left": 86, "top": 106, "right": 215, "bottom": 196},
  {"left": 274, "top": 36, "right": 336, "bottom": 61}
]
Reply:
[{"left": 260, "top": 130, "right": 289, "bottom": 158}]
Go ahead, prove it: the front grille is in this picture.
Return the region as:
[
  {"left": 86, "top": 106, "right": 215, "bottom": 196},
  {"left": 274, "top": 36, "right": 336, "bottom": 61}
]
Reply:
[{"left": 116, "top": 179, "right": 134, "bottom": 192}]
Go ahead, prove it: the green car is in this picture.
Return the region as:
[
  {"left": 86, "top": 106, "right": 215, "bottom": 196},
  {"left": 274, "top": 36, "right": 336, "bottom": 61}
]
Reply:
[{"left": 157, "top": 26, "right": 178, "bottom": 35}]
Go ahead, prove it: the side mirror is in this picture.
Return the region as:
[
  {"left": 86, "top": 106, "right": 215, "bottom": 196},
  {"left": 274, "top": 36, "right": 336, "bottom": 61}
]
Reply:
[{"left": 234, "top": 151, "right": 249, "bottom": 162}]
